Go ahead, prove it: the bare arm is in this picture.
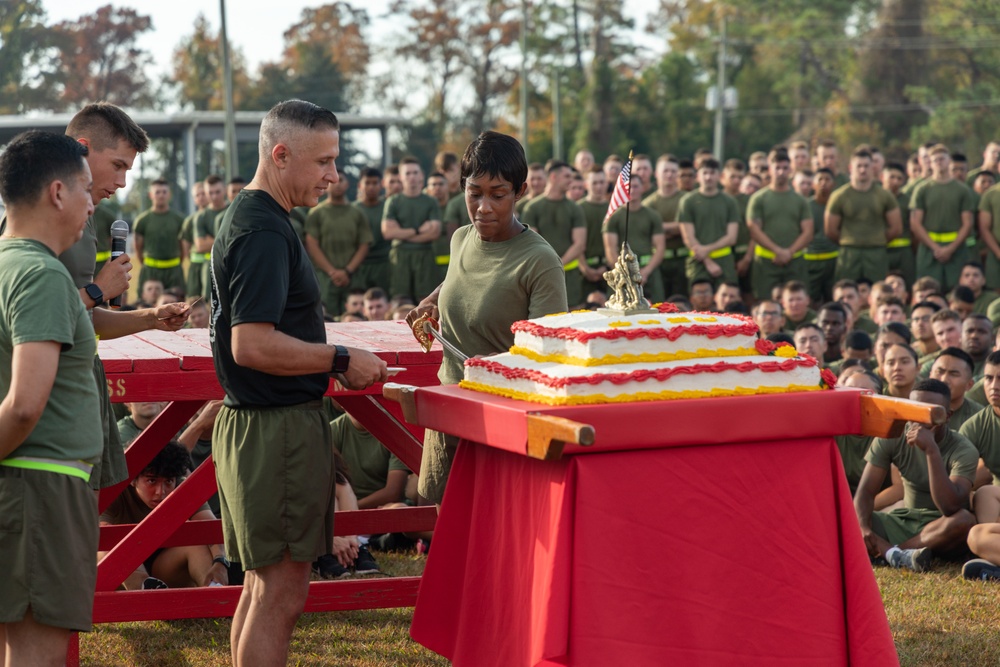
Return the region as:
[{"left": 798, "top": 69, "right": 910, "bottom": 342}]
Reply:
[
  {"left": 382, "top": 218, "right": 418, "bottom": 241},
  {"left": 824, "top": 211, "right": 842, "bottom": 244},
  {"left": 979, "top": 211, "right": 1000, "bottom": 258},
  {"left": 92, "top": 303, "right": 191, "bottom": 339},
  {"left": 603, "top": 232, "right": 619, "bottom": 265},
  {"left": 854, "top": 462, "right": 890, "bottom": 558},
  {"left": 194, "top": 234, "right": 214, "bottom": 253},
  {"left": 231, "top": 322, "right": 387, "bottom": 389},
  {"left": 82, "top": 254, "right": 133, "bottom": 308},
  {"left": 562, "top": 227, "right": 586, "bottom": 265},
  {"left": 909, "top": 209, "right": 933, "bottom": 248},
  {"left": 909, "top": 426, "right": 971, "bottom": 516},
  {"left": 884, "top": 208, "right": 902, "bottom": 241},
  {"left": 410, "top": 219, "right": 442, "bottom": 243},
  {"left": 305, "top": 235, "right": 337, "bottom": 276},
  {"left": 0, "top": 342, "right": 60, "bottom": 459},
  {"left": 641, "top": 233, "right": 666, "bottom": 278},
  {"left": 788, "top": 217, "right": 814, "bottom": 255},
  {"left": 134, "top": 234, "right": 144, "bottom": 264},
  {"left": 356, "top": 469, "right": 410, "bottom": 510}
]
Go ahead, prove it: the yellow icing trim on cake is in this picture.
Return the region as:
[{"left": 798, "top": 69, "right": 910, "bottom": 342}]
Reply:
[
  {"left": 458, "top": 381, "right": 823, "bottom": 405},
  {"left": 667, "top": 317, "right": 690, "bottom": 323},
  {"left": 543, "top": 312, "right": 568, "bottom": 317},
  {"left": 692, "top": 316, "right": 717, "bottom": 322},
  {"left": 774, "top": 345, "right": 798, "bottom": 358},
  {"left": 509, "top": 346, "right": 761, "bottom": 367},
  {"left": 608, "top": 321, "right": 632, "bottom": 327},
  {"left": 637, "top": 319, "right": 660, "bottom": 325}
]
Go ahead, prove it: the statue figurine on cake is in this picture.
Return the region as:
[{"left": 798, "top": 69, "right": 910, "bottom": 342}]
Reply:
[{"left": 601, "top": 241, "right": 656, "bottom": 315}]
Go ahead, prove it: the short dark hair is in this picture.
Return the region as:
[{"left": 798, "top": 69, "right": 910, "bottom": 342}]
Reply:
[
  {"left": 399, "top": 156, "right": 421, "bottom": 167},
  {"left": 434, "top": 151, "right": 459, "bottom": 173},
  {"left": 949, "top": 285, "right": 976, "bottom": 305},
  {"left": 139, "top": 441, "right": 192, "bottom": 481},
  {"left": 677, "top": 159, "right": 695, "bottom": 170},
  {"left": 782, "top": 280, "right": 808, "bottom": 295},
  {"left": 877, "top": 321, "right": 913, "bottom": 345},
  {"left": 723, "top": 158, "right": 747, "bottom": 172},
  {"left": 886, "top": 342, "right": 919, "bottom": 364},
  {"left": 205, "top": 174, "right": 224, "bottom": 187},
  {"left": 911, "top": 300, "right": 942, "bottom": 314},
  {"left": 987, "top": 350, "right": 1000, "bottom": 367},
  {"left": 698, "top": 158, "right": 721, "bottom": 172},
  {"left": 0, "top": 130, "right": 89, "bottom": 206},
  {"left": 360, "top": 167, "right": 382, "bottom": 180},
  {"left": 815, "top": 167, "right": 835, "bottom": 177},
  {"left": 884, "top": 162, "right": 906, "bottom": 174},
  {"left": 149, "top": 178, "right": 169, "bottom": 187},
  {"left": 963, "top": 261, "right": 985, "bottom": 276},
  {"left": 544, "top": 159, "right": 570, "bottom": 174},
  {"left": 768, "top": 149, "right": 790, "bottom": 164},
  {"left": 794, "top": 322, "right": 823, "bottom": 336},
  {"left": 766, "top": 332, "right": 795, "bottom": 346},
  {"left": 364, "top": 287, "right": 388, "bottom": 302},
  {"left": 845, "top": 330, "right": 873, "bottom": 351},
  {"left": 228, "top": 176, "right": 246, "bottom": 186},
  {"left": 66, "top": 102, "right": 149, "bottom": 153},
  {"left": 951, "top": 152, "right": 967, "bottom": 164},
  {"left": 913, "top": 378, "right": 951, "bottom": 404},
  {"left": 818, "top": 302, "right": 848, "bottom": 319},
  {"left": 934, "top": 346, "right": 975, "bottom": 375},
  {"left": 461, "top": 131, "right": 528, "bottom": 194}
]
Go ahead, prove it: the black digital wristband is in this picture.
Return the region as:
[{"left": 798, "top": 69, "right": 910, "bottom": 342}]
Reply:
[{"left": 330, "top": 345, "right": 350, "bottom": 375}]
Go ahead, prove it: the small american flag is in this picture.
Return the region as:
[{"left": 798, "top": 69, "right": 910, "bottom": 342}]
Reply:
[{"left": 603, "top": 154, "right": 632, "bottom": 225}]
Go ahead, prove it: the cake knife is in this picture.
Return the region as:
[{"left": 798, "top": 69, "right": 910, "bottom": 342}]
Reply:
[{"left": 422, "top": 320, "right": 469, "bottom": 362}]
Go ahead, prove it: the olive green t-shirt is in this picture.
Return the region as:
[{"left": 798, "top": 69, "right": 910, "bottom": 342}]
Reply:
[
  {"left": 826, "top": 184, "right": 899, "bottom": 247},
  {"left": 443, "top": 194, "right": 471, "bottom": 229},
  {"left": 0, "top": 239, "right": 101, "bottom": 463},
  {"left": 305, "top": 203, "right": 373, "bottom": 268},
  {"left": 58, "top": 214, "right": 99, "bottom": 289},
  {"left": 194, "top": 205, "right": 228, "bottom": 241},
  {"left": 835, "top": 434, "right": 874, "bottom": 496},
  {"left": 603, "top": 205, "right": 664, "bottom": 259},
  {"left": 330, "top": 414, "right": 409, "bottom": 501},
  {"left": 115, "top": 415, "right": 142, "bottom": 447},
  {"left": 893, "top": 190, "right": 911, "bottom": 241},
  {"left": 643, "top": 191, "right": 686, "bottom": 250},
  {"left": 578, "top": 200, "right": 608, "bottom": 260},
  {"left": 437, "top": 224, "right": 567, "bottom": 385},
  {"left": 134, "top": 209, "right": 184, "bottom": 260},
  {"left": 959, "top": 405, "right": 1000, "bottom": 485},
  {"left": 746, "top": 188, "right": 812, "bottom": 249},
  {"left": 950, "top": 397, "right": 984, "bottom": 432},
  {"left": 521, "top": 197, "right": 587, "bottom": 258},
  {"left": 677, "top": 190, "right": 740, "bottom": 246},
  {"left": 902, "top": 176, "right": 926, "bottom": 198},
  {"left": 384, "top": 193, "right": 441, "bottom": 250},
  {"left": 100, "top": 485, "right": 210, "bottom": 525},
  {"left": 979, "top": 185, "right": 1000, "bottom": 241},
  {"left": 733, "top": 192, "right": 751, "bottom": 249},
  {"left": 94, "top": 203, "right": 117, "bottom": 255},
  {"left": 515, "top": 193, "right": 542, "bottom": 217},
  {"left": 355, "top": 200, "right": 390, "bottom": 261},
  {"left": 808, "top": 198, "right": 838, "bottom": 254},
  {"left": 866, "top": 428, "right": 978, "bottom": 511},
  {"left": 911, "top": 179, "right": 977, "bottom": 234},
  {"left": 179, "top": 213, "right": 195, "bottom": 245}
]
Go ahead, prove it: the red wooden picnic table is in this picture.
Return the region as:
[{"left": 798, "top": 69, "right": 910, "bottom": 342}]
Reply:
[{"left": 71, "top": 321, "right": 441, "bottom": 665}]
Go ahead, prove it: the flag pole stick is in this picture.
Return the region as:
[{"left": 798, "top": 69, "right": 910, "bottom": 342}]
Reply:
[{"left": 622, "top": 149, "right": 634, "bottom": 255}]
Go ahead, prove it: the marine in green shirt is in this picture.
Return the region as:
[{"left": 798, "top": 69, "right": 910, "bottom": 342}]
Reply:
[
  {"left": 331, "top": 413, "right": 409, "bottom": 506},
  {"left": 979, "top": 183, "right": 1000, "bottom": 290},
  {"left": 857, "top": 383, "right": 977, "bottom": 569},
  {"left": 804, "top": 169, "right": 839, "bottom": 303},
  {"left": 353, "top": 168, "right": 391, "bottom": 292},
  {"left": 965, "top": 142, "right": 1000, "bottom": 188},
  {"left": 134, "top": 180, "right": 185, "bottom": 292},
  {"left": 678, "top": 159, "right": 740, "bottom": 287},
  {"left": 645, "top": 155, "right": 689, "bottom": 297},
  {"left": 381, "top": 160, "right": 442, "bottom": 301},
  {"left": 521, "top": 161, "right": 588, "bottom": 307},
  {"left": 579, "top": 168, "right": 611, "bottom": 296},
  {"left": 881, "top": 163, "right": 915, "bottom": 288},
  {"left": 305, "top": 173, "right": 373, "bottom": 317},
  {"left": 825, "top": 150, "right": 901, "bottom": 284},
  {"left": 745, "top": 152, "right": 813, "bottom": 300},
  {"left": 180, "top": 181, "right": 208, "bottom": 300},
  {"left": 910, "top": 149, "right": 978, "bottom": 291},
  {"left": 959, "top": 358, "right": 1000, "bottom": 486},
  {"left": 193, "top": 176, "right": 230, "bottom": 300},
  {"left": 927, "top": 347, "right": 984, "bottom": 431}
]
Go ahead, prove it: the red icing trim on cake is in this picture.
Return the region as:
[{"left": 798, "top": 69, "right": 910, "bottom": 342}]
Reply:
[
  {"left": 512, "top": 315, "right": 758, "bottom": 342},
  {"left": 466, "top": 355, "right": 819, "bottom": 389}
]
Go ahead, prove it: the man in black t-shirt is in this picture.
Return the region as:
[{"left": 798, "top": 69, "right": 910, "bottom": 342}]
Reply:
[{"left": 210, "top": 100, "right": 387, "bottom": 666}]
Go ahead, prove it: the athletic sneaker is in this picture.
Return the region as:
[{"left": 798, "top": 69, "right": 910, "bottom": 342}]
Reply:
[
  {"left": 313, "top": 554, "right": 351, "bottom": 580},
  {"left": 887, "top": 547, "right": 933, "bottom": 572},
  {"left": 142, "top": 577, "right": 168, "bottom": 590},
  {"left": 353, "top": 545, "right": 380, "bottom": 575},
  {"left": 962, "top": 558, "right": 1000, "bottom": 581}
]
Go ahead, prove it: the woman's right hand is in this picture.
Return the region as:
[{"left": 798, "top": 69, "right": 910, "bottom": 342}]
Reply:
[{"left": 406, "top": 298, "right": 440, "bottom": 327}]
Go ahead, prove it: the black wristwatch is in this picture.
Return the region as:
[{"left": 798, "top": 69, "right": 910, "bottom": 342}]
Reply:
[
  {"left": 213, "top": 555, "right": 230, "bottom": 568},
  {"left": 84, "top": 282, "right": 104, "bottom": 306},
  {"left": 330, "top": 345, "right": 350, "bottom": 374}
]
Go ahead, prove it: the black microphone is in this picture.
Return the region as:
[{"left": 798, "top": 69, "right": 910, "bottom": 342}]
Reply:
[{"left": 108, "top": 220, "right": 129, "bottom": 309}]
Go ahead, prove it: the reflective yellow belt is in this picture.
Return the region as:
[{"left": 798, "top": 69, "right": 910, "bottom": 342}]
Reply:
[
  {"left": 435, "top": 255, "right": 450, "bottom": 266},
  {"left": 563, "top": 259, "right": 580, "bottom": 271},
  {"left": 586, "top": 256, "right": 605, "bottom": 267},
  {"left": 1, "top": 457, "right": 93, "bottom": 482},
  {"left": 754, "top": 246, "right": 805, "bottom": 260},
  {"left": 886, "top": 238, "right": 911, "bottom": 249},
  {"left": 95, "top": 250, "right": 111, "bottom": 263},
  {"left": 143, "top": 256, "right": 181, "bottom": 268},
  {"left": 709, "top": 247, "right": 732, "bottom": 259},
  {"left": 639, "top": 254, "right": 652, "bottom": 266},
  {"left": 190, "top": 251, "right": 209, "bottom": 263},
  {"left": 967, "top": 237, "right": 978, "bottom": 247},
  {"left": 804, "top": 250, "right": 839, "bottom": 261},
  {"left": 663, "top": 248, "right": 690, "bottom": 260},
  {"left": 928, "top": 231, "right": 958, "bottom": 243}
]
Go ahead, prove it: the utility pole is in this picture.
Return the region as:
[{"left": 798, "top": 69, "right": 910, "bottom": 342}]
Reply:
[
  {"left": 712, "top": 15, "right": 727, "bottom": 161},
  {"left": 520, "top": 0, "right": 529, "bottom": 154},
  {"left": 220, "top": 0, "right": 238, "bottom": 180},
  {"left": 552, "top": 68, "right": 562, "bottom": 160}
]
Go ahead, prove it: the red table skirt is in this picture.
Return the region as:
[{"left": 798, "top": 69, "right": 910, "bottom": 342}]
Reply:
[{"left": 410, "top": 436, "right": 898, "bottom": 667}]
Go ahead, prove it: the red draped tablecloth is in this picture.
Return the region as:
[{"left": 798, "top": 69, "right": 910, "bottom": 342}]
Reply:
[{"left": 408, "top": 390, "right": 898, "bottom": 667}]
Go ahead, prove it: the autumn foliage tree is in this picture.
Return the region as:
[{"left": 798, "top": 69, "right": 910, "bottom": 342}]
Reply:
[{"left": 170, "top": 13, "right": 251, "bottom": 111}]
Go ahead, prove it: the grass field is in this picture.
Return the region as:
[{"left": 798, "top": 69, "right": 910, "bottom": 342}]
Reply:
[{"left": 81, "top": 555, "right": 1000, "bottom": 666}]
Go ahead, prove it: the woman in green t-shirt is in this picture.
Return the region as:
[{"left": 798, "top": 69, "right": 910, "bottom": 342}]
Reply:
[{"left": 406, "top": 131, "right": 568, "bottom": 504}]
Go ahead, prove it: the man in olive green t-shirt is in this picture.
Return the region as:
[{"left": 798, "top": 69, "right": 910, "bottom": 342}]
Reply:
[
  {"left": 382, "top": 158, "right": 442, "bottom": 302},
  {"left": 678, "top": 158, "right": 740, "bottom": 287},
  {"left": 579, "top": 167, "right": 610, "bottom": 296},
  {"left": 911, "top": 145, "right": 978, "bottom": 291},
  {"left": 134, "top": 179, "right": 185, "bottom": 292},
  {"left": 978, "top": 182, "right": 1000, "bottom": 290},
  {"left": 192, "top": 174, "right": 229, "bottom": 299},
  {"left": 825, "top": 149, "right": 902, "bottom": 284},
  {"left": 603, "top": 174, "right": 666, "bottom": 302},
  {"left": 746, "top": 150, "right": 813, "bottom": 300},
  {"left": 305, "top": 170, "right": 373, "bottom": 317},
  {"left": 855, "top": 381, "right": 978, "bottom": 572},
  {"left": 881, "top": 162, "right": 915, "bottom": 288},
  {"left": 645, "top": 154, "right": 689, "bottom": 297},
  {"left": 331, "top": 412, "right": 409, "bottom": 507},
  {"left": 966, "top": 141, "right": 1000, "bottom": 188},
  {"left": 179, "top": 180, "right": 208, "bottom": 299},
  {"left": 803, "top": 169, "right": 839, "bottom": 303},
  {"left": 354, "top": 167, "right": 391, "bottom": 292},
  {"left": 522, "top": 160, "right": 588, "bottom": 307}
]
